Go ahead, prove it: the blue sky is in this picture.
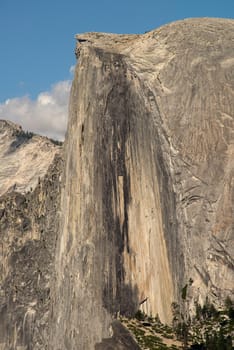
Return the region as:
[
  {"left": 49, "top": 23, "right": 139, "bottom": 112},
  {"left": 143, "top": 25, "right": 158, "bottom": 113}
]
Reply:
[{"left": 0, "top": 0, "right": 233, "bottom": 139}]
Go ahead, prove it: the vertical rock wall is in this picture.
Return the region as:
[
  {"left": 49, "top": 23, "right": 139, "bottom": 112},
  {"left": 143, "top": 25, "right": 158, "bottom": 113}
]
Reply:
[
  {"left": 0, "top": 17, "right": 233, "bottom": 350},
  {"left": 50, "top": 18, "right": 233, "bottom": 349},
  {"left": 50, "top": 44, "right": 178, "bottom": 349}
]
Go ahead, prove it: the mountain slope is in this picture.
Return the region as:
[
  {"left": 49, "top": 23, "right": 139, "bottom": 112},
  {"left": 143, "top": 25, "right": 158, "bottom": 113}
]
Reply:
[{"left": 0, "top": 120, "right": 63, "bottom": 349}]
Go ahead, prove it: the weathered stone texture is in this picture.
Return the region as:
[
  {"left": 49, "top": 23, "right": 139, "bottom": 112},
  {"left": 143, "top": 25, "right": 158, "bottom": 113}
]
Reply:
[
  {"left": 0, "top": 120, "right": 60, "bottom": 196},
  {"left": 0, "top": 121, "right": 63, "bottom": 349},
  {"left": 50, "top": 17, "right": 234, "bottom": 350},
  {"left": 0, "top": 17, "right": 233, "bottom": 350}
]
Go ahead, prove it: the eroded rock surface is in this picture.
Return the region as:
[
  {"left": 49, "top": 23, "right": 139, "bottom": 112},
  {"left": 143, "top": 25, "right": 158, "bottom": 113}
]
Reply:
[
  {"left": 0, "top": 120, "right": 60, "bottom": 196},
  {"left": 0, "top": 121, "right": 63, "bottom": 349},
  {"left": 50, "top": 17, "right": 234, "bottom": 350},
  {"left": 0, "top": 17, "right": 233, "bottom": 350}
]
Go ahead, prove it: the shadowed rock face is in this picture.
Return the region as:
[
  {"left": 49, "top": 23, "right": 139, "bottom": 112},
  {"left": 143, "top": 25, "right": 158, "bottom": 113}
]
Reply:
[{"left": 49, "top": 18, "right": 234, "bottom": 349}]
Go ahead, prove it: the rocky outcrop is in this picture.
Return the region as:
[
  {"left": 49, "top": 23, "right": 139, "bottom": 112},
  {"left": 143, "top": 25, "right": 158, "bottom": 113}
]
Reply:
[
  {"left": 0, "top": 120, "right": 63, "bottom": 349},
  {"left": 0, "top": 17, "right": 233, "bottom": 350},
  {"left": 49, "top": 17, "right": 234, "bottom": 350},
  {"left": 0, "top": 120, "right": 61, "bottom": 196}
]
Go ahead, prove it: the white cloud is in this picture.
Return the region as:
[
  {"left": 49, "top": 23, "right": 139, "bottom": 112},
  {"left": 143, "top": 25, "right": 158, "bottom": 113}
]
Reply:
[{"left": 0, "top": 79, "right": 72, "bottom": 141}]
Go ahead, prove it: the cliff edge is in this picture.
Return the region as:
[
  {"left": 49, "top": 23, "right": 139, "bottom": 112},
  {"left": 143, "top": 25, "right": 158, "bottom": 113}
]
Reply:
[
  {"left": 49, "top": 18, "right": 234, "bottom": 349},
  {"left": 0, "top": 17, "right": 233, "bottom": 350}
]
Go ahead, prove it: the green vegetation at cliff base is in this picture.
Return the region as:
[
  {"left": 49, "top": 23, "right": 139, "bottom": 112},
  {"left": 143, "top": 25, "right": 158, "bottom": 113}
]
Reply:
[{"left": 120, "top": 297, "right": 234, "bottom": 350}]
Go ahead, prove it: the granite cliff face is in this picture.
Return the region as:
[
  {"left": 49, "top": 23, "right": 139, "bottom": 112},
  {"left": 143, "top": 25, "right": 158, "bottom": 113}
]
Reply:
[
  {"left": 0, "top": 120, "right": 63, "bottom": 349},
  {"left": 49, "top": 17, "right": 234, "bottom": 349},
  {"left": 0, "top": 17, "right": 233, "bottom": 350}
]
